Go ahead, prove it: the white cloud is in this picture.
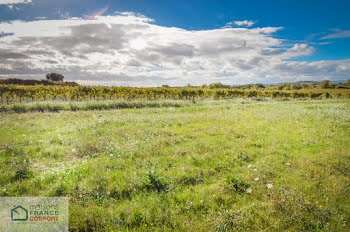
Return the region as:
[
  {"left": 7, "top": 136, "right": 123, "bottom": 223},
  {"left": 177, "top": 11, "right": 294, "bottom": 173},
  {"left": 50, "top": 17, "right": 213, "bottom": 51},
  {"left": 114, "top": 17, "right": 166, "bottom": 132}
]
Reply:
[
  {"left": 0, "top": 12, "right": 349, "bottom": 86},
  {"left": 223, "top": 20, "right": 255, "bottom": 29},
  {"left": 321, "top": 29, "right": 350, "bottom": 40},
  {"left": 318, "top": 42, "right": 333, "bottom": 45},
  {"left": 232, "top": 20, "right": 255, "bottom": 27},
  {"left": 0, "top": 0, "right": 31, "bottom": 4}
]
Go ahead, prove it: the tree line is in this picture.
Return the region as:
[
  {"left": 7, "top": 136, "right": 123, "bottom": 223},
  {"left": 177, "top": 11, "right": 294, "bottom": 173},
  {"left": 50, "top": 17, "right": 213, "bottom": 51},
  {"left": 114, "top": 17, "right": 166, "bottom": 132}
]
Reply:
[
  {"left": 198, "top": 79, "right": 350, "bottom": 90},
  {"left": 0, "top": 85, "right": 349, "bottom": 103}
]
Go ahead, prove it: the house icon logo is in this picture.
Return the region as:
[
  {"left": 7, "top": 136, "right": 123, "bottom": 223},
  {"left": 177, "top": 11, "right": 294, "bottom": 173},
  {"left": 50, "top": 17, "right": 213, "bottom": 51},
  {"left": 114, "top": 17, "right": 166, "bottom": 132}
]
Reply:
[{"left": 11, "top": 205, "right": 28, "bottom": 221}]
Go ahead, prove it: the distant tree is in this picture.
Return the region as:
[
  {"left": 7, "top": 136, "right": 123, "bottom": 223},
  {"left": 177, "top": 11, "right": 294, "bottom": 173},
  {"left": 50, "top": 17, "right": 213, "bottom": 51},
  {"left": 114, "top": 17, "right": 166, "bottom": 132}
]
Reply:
[
  {"left": 208, "top": 82, "right": 231, "bottom": 89},
  {"left": 255, "top": 84, "right": 265, "bottom": 89},
  {"left": 46, "top": 73, "right": 64, "bottom": 82},
  {"left": 302, "top": 83, "right": 309, "bottom": 89},
  {"left": 334, "top": 79, "right": 350, "bottom": 89},
  {"left": 320, "top": 80, "right": 331, "bottom": 89},
  {"left": 291, "top": 84, "right": 302, "bottom": 90},
  {"left": 320, "top": 80, "right": 336, "bottom": 89},
  {"left": 162, "top": 84, "right": 170, "bottom": 88},
  {"left": 237, "top": 84, "right": 254, "bottom": 90}
]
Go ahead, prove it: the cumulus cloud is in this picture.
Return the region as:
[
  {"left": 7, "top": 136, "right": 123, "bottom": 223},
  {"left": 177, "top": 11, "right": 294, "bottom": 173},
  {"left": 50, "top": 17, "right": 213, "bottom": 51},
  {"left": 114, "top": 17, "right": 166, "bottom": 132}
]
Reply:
[
  {"left": 0, "top": 0, "right": 31, "bottom": 4},
  {"left": 0, "top": 12, "right": 349, "bottom": 86},
  {"left": 321, "top": 29, "right": 350, "bottom": 40}
]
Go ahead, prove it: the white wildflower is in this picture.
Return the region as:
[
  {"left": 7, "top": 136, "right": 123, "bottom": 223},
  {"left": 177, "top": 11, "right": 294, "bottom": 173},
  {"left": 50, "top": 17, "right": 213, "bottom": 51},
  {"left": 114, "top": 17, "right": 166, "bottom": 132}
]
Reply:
[
  {"left": 285, "top": 162, "right": 291, "bottom": 166},
  {"left": 267, "top": 184, "right": 273, "bottom": 189},
  {"left": 253, "top": 168, "right": 257, "bottom": 172},
  {"left": 247, "top": 164, "right": 252, "bottom": 168},
  {"left": 72, "top": 149, "right": 76, "bottom": 152},
  {"left": 254, "top": 177, "right": 259, "bottom": 181},
  {"left": 246, "top": 188, "right": 252, "bottom": 194}
]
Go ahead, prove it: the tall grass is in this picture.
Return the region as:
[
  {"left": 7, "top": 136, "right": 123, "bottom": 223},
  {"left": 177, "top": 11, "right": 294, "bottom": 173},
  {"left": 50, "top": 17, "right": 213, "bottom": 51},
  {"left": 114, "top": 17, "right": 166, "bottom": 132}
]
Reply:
[{"left": 0, "top": 100, "right": 185, "bottom": 113}]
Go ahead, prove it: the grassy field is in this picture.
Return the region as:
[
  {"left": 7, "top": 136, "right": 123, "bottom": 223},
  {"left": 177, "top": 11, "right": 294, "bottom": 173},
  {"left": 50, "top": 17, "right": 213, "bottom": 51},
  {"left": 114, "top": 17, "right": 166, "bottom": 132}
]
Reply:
[{"left": 1, "top": 98, "right": 350, "bottom": 231}]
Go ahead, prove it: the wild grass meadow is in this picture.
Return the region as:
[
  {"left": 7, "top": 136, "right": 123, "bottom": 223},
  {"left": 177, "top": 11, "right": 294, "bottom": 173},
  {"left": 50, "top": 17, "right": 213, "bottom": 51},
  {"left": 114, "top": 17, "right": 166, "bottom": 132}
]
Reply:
[{"left": 1, "top": 98, "right": 349, "bottom": 231}]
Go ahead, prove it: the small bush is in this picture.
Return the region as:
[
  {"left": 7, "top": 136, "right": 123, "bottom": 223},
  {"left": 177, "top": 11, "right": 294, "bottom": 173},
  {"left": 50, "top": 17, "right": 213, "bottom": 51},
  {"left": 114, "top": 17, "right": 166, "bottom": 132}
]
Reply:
[
  {"left": 55, "top": 183, "right": 68, "bottom": 196},
  {"left": 13, "top": 158, "right": 32, "bottom": 181},
  {"left": 225, "top": 176, "right": 250, "bottom": 193},
  {"left": 12, "top": 104, "right": 27, "bottom": 113},
  {"left": 142, "top": 171, "right": 168, "bottom": 192},
  {"left": 178, "top": 172, "right": 204, "bottom": 186},
  {"left": 238, "top": 152, "right": 252, "bottom": 162}
]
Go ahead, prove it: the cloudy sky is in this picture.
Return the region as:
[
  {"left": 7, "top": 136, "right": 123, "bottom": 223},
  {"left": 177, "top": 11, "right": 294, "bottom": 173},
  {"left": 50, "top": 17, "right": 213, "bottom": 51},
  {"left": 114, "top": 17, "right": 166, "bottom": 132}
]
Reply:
[{"left": 0, "top": 0, "right": 349, "bottom": 86}]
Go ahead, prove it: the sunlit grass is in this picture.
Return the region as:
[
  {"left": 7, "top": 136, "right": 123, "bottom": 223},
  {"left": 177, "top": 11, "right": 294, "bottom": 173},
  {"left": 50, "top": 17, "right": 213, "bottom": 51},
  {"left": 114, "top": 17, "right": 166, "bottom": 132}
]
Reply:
[{"left": 1, "top": 99, "right": 349, "bottom": 231}]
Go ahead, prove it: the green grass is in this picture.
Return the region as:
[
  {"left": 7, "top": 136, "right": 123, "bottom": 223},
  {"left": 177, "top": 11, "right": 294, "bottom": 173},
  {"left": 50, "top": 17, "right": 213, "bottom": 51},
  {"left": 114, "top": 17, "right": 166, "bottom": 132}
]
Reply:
[
  {"left": 0, "top": 99, "right": 187, "bottom": 113},
  {"left": 1, "top": 99, "right": 349, "bottom": 231}
]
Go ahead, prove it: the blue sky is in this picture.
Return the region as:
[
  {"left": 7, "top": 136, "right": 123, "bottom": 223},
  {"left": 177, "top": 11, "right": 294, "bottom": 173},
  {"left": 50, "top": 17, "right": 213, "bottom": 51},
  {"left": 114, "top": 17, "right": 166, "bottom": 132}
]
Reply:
[{"left": 0, "top": 0, "right": 349, "bottom": 85}]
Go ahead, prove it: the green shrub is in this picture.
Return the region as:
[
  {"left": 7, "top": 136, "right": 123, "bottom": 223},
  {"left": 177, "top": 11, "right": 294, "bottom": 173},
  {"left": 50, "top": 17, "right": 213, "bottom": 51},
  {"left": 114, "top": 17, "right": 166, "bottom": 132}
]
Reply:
[
  {"left": 13, "top": 158, "right": 32, "bottom": 181},
  {"left": 225, "top": 176, "right": 250, "bottom": 193},
  {"left": 142, "top": 171, "right": 168, "bottom": 192},
  {"left": 12, "top": 104, "right": 27, "bottom": 113}
]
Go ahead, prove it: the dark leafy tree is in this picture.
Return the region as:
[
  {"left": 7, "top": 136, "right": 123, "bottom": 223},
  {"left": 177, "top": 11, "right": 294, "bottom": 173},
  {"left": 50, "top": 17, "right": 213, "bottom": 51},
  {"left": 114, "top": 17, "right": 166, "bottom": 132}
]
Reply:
[{"left": 46, "top": 73, "right": 64, "bottom": 82}]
